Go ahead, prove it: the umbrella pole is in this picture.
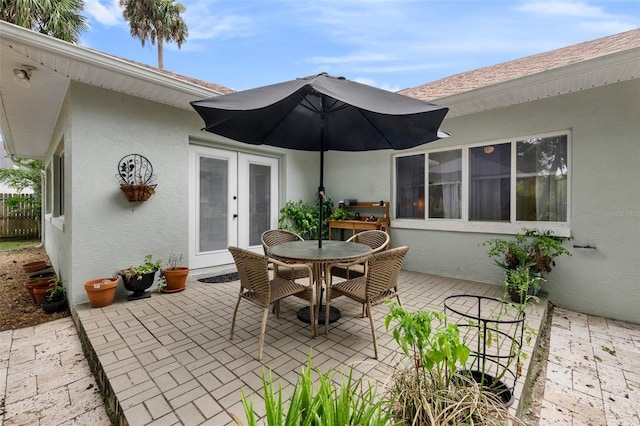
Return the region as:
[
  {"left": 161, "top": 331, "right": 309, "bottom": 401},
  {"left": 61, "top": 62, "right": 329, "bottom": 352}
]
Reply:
[{"left": 318, "top": 149, "right": 324, "bottom": 248}]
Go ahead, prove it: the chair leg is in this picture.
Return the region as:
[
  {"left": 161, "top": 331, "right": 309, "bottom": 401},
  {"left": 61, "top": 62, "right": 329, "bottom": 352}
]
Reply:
[
  {"left": 324, "top": 291, "right": 331, "bottom": 335},
  {"left": 229, "top": 294, "right": 242, "bottom": 340},
  {"left": 395, "top": 286, "right": 403, "bottom": 307},
  {"left": 258, "top": 307, "right": 269, "bottom": 361},
  {"left": 367, "top": 303, "right": 379, "bottom": 360}
]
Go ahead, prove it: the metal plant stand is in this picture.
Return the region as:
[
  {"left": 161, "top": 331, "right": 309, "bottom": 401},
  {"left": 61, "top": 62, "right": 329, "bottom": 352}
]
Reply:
[{"left": 444, "top": 294, "right": 526, "bottom": 406}]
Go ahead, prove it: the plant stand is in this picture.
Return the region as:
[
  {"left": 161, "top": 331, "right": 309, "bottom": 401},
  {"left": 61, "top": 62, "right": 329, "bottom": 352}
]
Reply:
[
  {"left": 120, "top": 270, "right": 156, "bottom": 300},
  {"left": 444, "top": 295, "right": 526, "bottom": 406}
]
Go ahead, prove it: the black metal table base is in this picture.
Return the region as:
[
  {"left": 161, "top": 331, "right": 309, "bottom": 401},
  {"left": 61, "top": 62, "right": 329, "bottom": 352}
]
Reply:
[{"left": 297, "top": 305, "right": 341, "bottom": 324}]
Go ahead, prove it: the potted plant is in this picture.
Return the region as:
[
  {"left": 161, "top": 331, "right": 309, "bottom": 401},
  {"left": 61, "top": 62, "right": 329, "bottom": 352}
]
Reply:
[
  {"left": 484, "top": 228, "right": 571, "bottom": 302},
  {"left": 504, "top": 265, "right": 544, "bottom": 304},
  {"left": 42, "top": 278, "right": 67, "bottom": 314},
  {"left": 159, "top": 254, "right": 189, "bottom": 293},
  {"left": 84, "top": 277, "right": 119, "bottom": 308},
  {"left": 330, "top": 207, "right": 351, "bottom": 221},
  {"left": 278, "top": 197, "right": 334, "bottom": 240},
  {"left": 117, "top": 254, "right": 162, "bottom": 300}
]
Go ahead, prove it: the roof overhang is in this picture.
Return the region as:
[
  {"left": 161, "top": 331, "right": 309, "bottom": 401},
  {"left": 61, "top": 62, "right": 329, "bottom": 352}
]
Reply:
[
  {"left": 432, "top": 47, "right": 640, "bottom": 118},
  {"left": 0, "top": 22, "right": 225, "bottom": 159}
]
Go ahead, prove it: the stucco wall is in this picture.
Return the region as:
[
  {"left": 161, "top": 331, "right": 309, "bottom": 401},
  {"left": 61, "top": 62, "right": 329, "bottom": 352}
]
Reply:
[
  {"left": 46, "top": 83, "right": 318, "bottom": 305},
  {"left": 362, "top": 79, "right": 639, "bottom": 323}
]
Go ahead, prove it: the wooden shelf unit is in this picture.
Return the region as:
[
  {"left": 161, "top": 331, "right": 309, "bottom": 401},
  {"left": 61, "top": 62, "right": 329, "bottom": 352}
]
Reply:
[{"left": 328, "top": 201, "right": 390, "bottom": 240}]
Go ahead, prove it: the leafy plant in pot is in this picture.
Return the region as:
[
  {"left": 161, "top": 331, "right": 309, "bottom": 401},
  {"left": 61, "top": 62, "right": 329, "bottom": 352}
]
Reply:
[
  {"left": 384, "top": 301, "right": 523, "bottom": 423},
  {"left": 158, "top": 254, "right": 189, "bottom": 293},
  {"left": 42, "top": 278, "right": 68, "bottom": 314},
  {"left": 118, "top": 254, "right": 161, "bottom": 301},
  {"left": 483, "top": 228, "right": 571, "bottom": 302}
]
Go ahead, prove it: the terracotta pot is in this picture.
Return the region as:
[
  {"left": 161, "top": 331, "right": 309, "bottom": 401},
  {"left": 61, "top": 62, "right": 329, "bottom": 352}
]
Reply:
[
  {"left": 33, "top": 286, "right": 51, "bottom": 305},
  {"left": 25, "top": 278, "right": 56, "bottom": 304},
  {"left": 22, "top": 260, "right": 47, "bottom": 273},
  {"left": 84, "top": 278, "right": 118, "bottom": 308},
  {"left": 161, "top": 267, "right": 189, "bottom": 293}
]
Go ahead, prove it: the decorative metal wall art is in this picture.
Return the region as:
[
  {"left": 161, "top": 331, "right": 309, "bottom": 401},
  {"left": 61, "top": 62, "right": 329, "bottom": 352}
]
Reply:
[{"left": 116, "top": 154, "right": 157, "bottom": 202}]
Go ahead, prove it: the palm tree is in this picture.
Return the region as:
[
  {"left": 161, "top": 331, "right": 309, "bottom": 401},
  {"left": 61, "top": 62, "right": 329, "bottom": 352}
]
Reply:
[
  {"left": 120, "top": 0, "right": 188, "bottom": 69},
  {"left": 1, "top": 0, "right": 87, "bottom": 43}
]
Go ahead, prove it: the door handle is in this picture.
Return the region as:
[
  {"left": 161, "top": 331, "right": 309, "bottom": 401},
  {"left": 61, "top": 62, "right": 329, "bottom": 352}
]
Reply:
[{"left": 233, "top": 214, "right": 238, "bottom": 218}]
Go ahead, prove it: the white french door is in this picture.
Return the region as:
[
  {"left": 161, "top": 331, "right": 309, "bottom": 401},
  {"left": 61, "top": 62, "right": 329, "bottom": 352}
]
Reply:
[{"left": 189, "top": 145, "right": 279, "bottom": 269}]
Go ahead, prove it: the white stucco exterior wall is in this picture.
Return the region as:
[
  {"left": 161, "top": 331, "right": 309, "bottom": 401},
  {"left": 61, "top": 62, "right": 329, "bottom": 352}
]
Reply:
[
  {"left": 44, "top": 82, "right": 318, "bottom": 305},
  {"left": 387, "top": 80, "right": 639, "bottom": 323}
]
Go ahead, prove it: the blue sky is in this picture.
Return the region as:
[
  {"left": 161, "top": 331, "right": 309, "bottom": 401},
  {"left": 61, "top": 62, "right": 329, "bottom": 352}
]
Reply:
[{"left": 82, "top": 0, "right": 639, "bottom": 92}]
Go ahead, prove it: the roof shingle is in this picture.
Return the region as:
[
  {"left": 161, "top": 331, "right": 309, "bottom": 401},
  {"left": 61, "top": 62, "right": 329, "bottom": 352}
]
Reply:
[{"left": 399, "top": 29, "right": 640, "bottom": 101}]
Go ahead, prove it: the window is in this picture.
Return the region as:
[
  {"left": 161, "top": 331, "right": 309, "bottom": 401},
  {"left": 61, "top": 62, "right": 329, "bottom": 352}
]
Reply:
[
  {"left": 394, "top": 132, "right": 569, "bottom": 232},
  {"left": 54, "top": 151, "right": 64, "bottom": 217}
]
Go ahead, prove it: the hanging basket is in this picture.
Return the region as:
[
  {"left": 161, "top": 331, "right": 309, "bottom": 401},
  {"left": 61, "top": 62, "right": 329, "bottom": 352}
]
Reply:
[{"left": 120, "top": 183, "right": 156, "bottom": 202}]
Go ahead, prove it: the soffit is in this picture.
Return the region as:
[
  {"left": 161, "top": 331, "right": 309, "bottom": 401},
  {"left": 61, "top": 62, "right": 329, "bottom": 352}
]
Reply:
[{"left": 0, "top": 22, "right": 226, "bottom": 159}]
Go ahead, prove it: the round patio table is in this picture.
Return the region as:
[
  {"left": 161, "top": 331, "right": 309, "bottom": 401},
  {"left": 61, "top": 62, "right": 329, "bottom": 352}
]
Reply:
[{"left": 268, "top": 240, "right": 372, "bottom": 326}]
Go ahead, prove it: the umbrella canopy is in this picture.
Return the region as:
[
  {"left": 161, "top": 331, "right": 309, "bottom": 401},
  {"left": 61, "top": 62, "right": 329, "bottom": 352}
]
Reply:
[{"left": 191, "top": 72, "right": 449, "bottom": 247}]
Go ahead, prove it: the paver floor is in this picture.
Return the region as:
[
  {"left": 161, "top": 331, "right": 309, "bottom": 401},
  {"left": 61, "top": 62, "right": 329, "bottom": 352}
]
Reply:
[
  {"left": 539, "top": 307, "right": 640, "bottom": 426},
  {"left": 0, "top": 317, "right": 110, "bottom": 425},
  {"left": 2, "top": 272, "right": 637, "bottom": 425}
]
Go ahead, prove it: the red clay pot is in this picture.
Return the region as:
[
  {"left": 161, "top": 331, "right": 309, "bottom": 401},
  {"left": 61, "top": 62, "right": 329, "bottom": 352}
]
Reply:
[
  {"left": 22, "top": 260, "right": 47, "bottom": 274},
  {"left": 25, "top": 278, "right": 56, "bottom": 304},
  {"left": 84, "top": 278, "right": 118, "bottom": 308},
  {"left": 161, "top": 267, "right": 189, "bottom": 293}
]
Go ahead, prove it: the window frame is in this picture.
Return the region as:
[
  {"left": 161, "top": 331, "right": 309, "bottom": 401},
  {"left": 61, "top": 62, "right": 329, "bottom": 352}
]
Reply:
[
  {"left": 45, "top": 139, "right": 65, "bottom": 232},
  {"left": 392, "top": 130, "right": 571, "bottom": 237}
]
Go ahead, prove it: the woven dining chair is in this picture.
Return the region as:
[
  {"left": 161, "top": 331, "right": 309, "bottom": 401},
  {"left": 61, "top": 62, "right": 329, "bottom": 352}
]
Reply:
[
  {"left": 330, "top": 230, "right": 390, "bottom": 280},
  {"left": 228, "top": 246, "right": 315, "bottom": 361},
  {"left": 261, "top": 229, "right": 311, "bottom": 281},
  {"left": 325, "top": 246, "right": 409, "bottom": 359}
]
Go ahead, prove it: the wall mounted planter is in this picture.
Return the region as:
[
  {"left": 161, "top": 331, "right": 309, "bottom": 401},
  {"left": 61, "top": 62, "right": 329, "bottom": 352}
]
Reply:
[{"left": 116, "top": 154, "right": 157, "bottom": 202}]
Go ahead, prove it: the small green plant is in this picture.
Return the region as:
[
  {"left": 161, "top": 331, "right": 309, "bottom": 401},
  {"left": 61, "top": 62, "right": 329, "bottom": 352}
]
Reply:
[
  {"left": 330, "top": 207, "right": 350, "bottom": 221},
  {"left": 45, "top": 278, "right": 66, "bottom": 302},
  {"left": 483, "top": 228, "right": 571, "bottom": 278},
  {"left": 233, "top": 354, "right": 393, "bottom": 425},
  {"left": 278, "top": 197, "right": 334, "bottom": 240},
  {"left": 504, "top": 265, "right": 544, "bottom": 303},
  {"left": 119, "top": 254, "right": 162, "bottom": 281},
  {"left": 384, "top": 302, "right": 524, "bottom": 424},
  {"left": 385, "top": 302, "right": 470, "bottom": 390}
]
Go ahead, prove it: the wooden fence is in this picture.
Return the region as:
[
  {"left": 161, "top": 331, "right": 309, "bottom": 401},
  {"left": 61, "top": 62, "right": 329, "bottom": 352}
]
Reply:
[{"left": 0, "top": 193, "right": 40, "bottom": 239}]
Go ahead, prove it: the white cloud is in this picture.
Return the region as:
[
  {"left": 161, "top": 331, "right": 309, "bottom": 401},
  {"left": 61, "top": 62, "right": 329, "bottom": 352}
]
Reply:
[{"left": 84, "top": 0, "right": 122, "bottom": 26}]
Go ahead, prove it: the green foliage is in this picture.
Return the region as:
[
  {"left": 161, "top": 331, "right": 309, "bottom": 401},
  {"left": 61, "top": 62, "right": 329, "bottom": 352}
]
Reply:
[
  {"left": 0, "top": 0, "right": 88, "bottom": 43},
  {"left": 119, "top": 254, "right": 162, "bottom": 280},
  {"left": 45, "top": 278, "right": 66, "bottom": 302},
  {"left": 504, "top": 265, "right": 544, "bottom": 303},
  {"left": 0, "top": 158, "right": 43, "bottom": 218},
  {"left": 120, "top": 0, "right": 188, "bottom": 69},
  {"left": 278, "top": 198, "right": 334, "bottom": 240},
  {"left": 483, "top": 228, "right": 571, "bottom": 278},
  {"left": 330, "top": 207, "right": 350, "bottom": 221},
  {"left": 385, "top": 302, "right": 469, "bottom": 390},
  {"left": 234, "top": 355, "right": 393, "bottom": 426}
]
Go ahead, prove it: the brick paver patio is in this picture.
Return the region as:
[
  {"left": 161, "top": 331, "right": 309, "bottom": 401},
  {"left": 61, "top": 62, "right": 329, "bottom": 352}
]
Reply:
[{"left": 72, "top": 271, "right": 547, "bottom": 425}]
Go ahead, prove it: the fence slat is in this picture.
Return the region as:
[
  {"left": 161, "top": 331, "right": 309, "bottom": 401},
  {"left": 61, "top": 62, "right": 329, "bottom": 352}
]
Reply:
[{"left": 0, "top": 193, "right": 40, "bottom": 239}]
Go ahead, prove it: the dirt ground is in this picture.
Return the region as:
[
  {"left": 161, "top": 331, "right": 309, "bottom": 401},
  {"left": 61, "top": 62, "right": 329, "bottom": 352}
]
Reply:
[{"left": 0, "top": 243, "right": 70, "bottom": 332}]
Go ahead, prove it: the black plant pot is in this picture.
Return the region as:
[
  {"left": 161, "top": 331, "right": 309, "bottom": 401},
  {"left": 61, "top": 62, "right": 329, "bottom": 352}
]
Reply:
[
  {"left": 119, "top": 270, "right": 157, "bottom": 301},
  {"left": 457, "top": 370, "right": 514, "bottom": 407},
  {"left": 42, "top": 296, "right": 67, "bottom": 314}
]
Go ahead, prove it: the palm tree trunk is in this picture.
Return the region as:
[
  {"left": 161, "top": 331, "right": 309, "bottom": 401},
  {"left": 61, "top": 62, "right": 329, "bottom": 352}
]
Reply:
[{"left": 158, "top": 38, "right": 164, "bottom": 69}]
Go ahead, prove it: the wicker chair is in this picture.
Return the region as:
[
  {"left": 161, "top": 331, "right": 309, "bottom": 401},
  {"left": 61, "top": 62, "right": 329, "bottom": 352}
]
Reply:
[
  {"left": 330, "top": 230, "right": 390, "bottom": 281},
  {"left": 325, "top": 246, "right": 409, "bottom": 359},
  {"left": 261, "top": 229, "right": 311, "bottom": 281},
  {"left": 228, "top": 246, "right": 315, "bottom": 361}
]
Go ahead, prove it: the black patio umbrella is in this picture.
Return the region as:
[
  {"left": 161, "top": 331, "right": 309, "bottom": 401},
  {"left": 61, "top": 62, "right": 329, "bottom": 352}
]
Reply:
[{"left": 191, "top": 72, "right": 449, "bottom": 248}]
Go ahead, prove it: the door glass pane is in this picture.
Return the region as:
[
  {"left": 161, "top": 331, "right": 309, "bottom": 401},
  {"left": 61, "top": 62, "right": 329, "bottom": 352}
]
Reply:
[
  {"left": 249, "top": 164, "right": 271, "bottom": 246},
  {"left": 516, "top": 135, "right": 568, "bottom": 221},
  {"left": 199, "top": 157, "right": 228, "bottom": 252},
  {"left": 469, "top": 143, "right": 511, "bottom": 221},
  {"left": 429, "top": 150, "right": 462, "bottom": 219},
  {"left": 396, "top": 154, "right": 425, "bottom": 218}
]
